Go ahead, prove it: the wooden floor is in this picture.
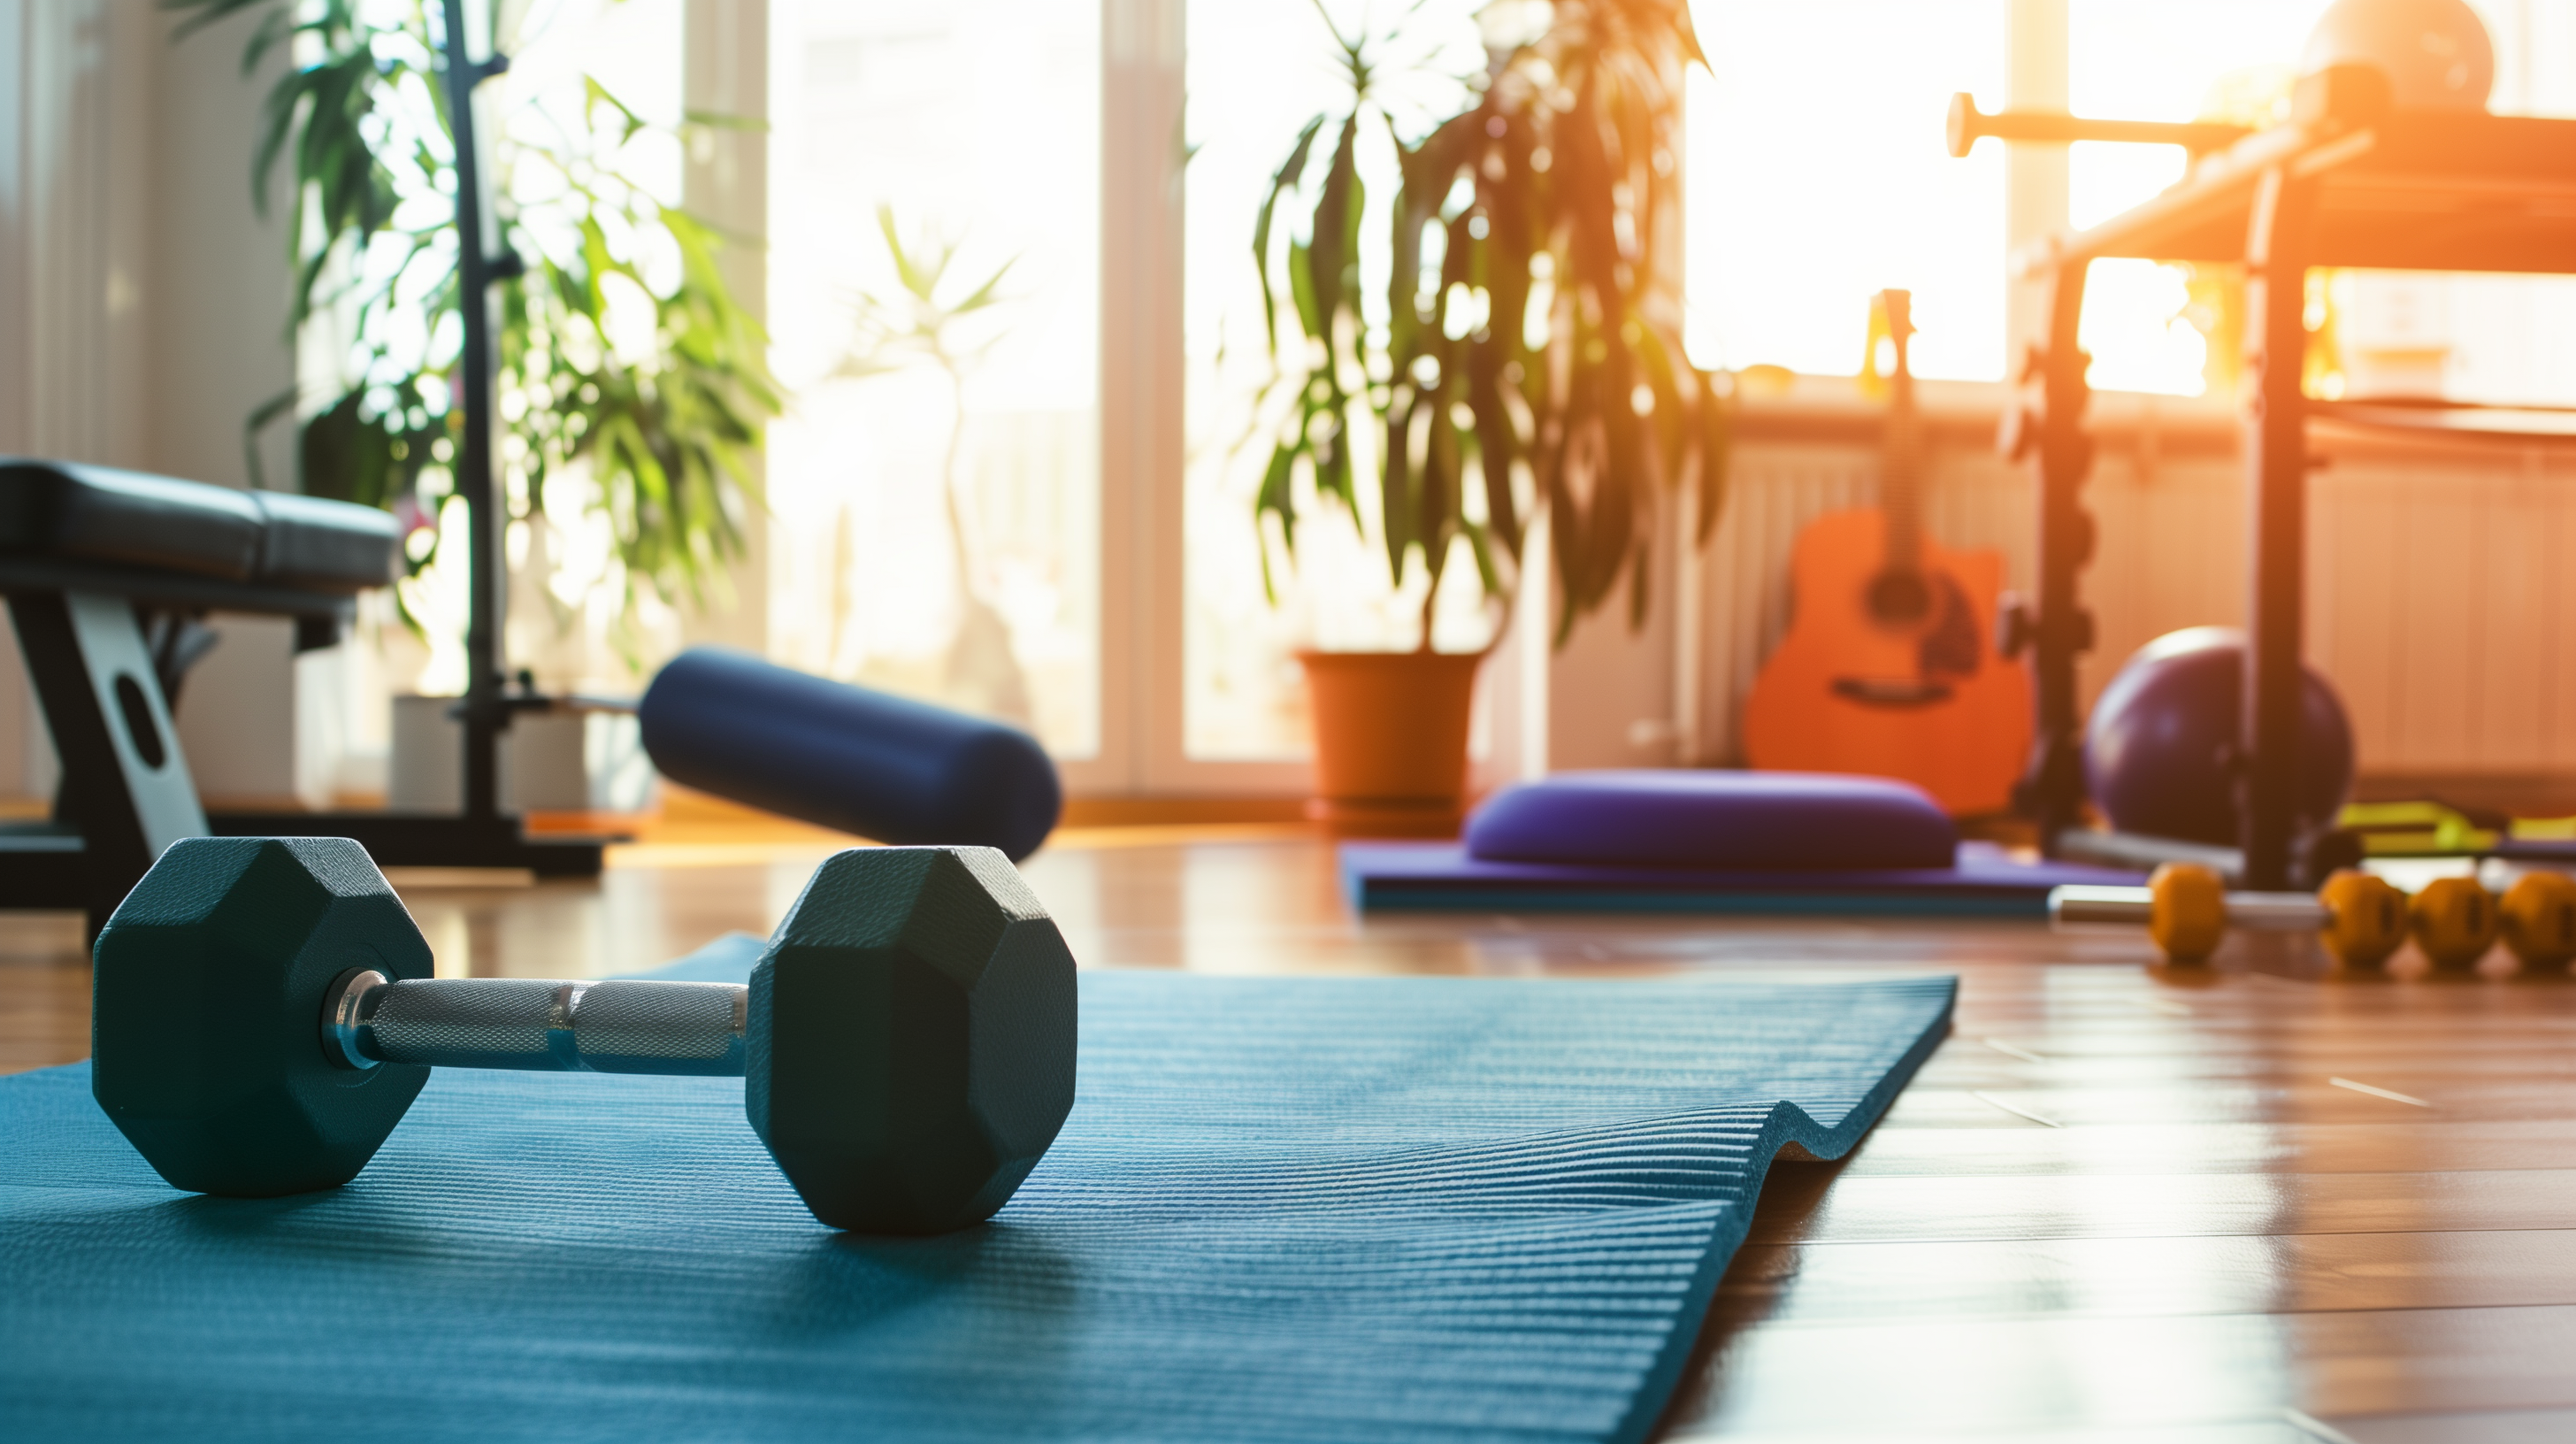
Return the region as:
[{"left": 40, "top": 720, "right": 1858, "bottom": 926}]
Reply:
[{"left": 10, "top": 826, "right": 2576, "bottom": 1442}]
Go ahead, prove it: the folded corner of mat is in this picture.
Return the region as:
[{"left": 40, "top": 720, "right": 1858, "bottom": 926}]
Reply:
[{"left": 3, "top": 957, "right": 1955, "bottom": 1444}]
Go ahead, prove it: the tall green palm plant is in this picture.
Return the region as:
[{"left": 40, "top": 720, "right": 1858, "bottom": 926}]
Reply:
[
  {"left": 165, "top": 0, "right": 778, "bottom": 639},
  {"left": 1257, "top": 0, "right": 1730, "bottom": 647}
]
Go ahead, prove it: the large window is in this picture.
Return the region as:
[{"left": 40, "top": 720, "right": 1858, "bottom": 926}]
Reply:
[
  {"left": 410, "top": 0, "right": 2576, "bottom": 802},
  {"left": 1684, "top": 2, "right": 2008, "bottom": 381},
  {"left": 2060, "top": 1, "right": 2332, "bottom": 395},
  {"left": 1686, "top": 0, "right": 2576, "bottom": 403},
  {"left": 1180, "top": 1, "right": 2020, "bottom": 762},
  {"left": 760, "top": 0, "right": 2576, "bottom": 794},
  {"left": 764, "top": 0, "right": 1102, "bottom": 757},
  {"left": 2066, "top": 0, "right": 2576, "bottom": 402}
]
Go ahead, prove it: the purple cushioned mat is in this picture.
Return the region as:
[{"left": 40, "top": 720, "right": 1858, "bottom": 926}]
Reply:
[
  {"left": 1344, "top": 840, "right": 2146, "bottom": 917},
  {"left": 1467, "top": 770, "right": 1957, "bottom": 870}
]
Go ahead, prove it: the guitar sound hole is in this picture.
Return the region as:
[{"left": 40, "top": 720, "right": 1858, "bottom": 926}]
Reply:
[
  {"left": 1866, "top": 570, "right": 1931, "bottom": 624},
  {"left": 1832, "top": 676, "right": 1955, "bottom": 708}
]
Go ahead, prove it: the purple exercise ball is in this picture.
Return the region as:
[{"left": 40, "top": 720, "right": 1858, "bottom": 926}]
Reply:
[
  {"left": 2083, "top": 626, "right": 2355, "bottom": 848},
  {"left": 2301, "top": 0, "right": 2494, "bottom": 111}
]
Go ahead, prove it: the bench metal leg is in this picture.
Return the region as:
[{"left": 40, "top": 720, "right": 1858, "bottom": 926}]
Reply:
[
  {"left": 2239, "top": 166, "right": 2316, "bottom": 892},
  {"left": 4, "top": 586, "right": 604, "bottom": 919},
  {"left": 8, "top": 590, "right": 208, "bottom": 924}
]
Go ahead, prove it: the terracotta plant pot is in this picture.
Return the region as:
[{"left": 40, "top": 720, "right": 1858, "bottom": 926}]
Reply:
[{"left": 1298, "top": 649, "right": 1485, "bottom": 838}]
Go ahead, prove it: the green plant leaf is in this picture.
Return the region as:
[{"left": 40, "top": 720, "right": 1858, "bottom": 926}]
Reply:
[
  {"left": 1381, "top": 388, "right": 1415, "bottom": 582},
  {"left": 1286, "top": 239, "right": 1322, "bottom": 353},
  {"left": 1307, "top": 115, "right": 1360, "bottom": 368},
  {"left": 1254, "top": 114, "right": 1325, "bottom": 354},
  {"left": 1420, "top": 390, "right": 1460, "bottom": 580},
  {"left": 1240, "top": 0, "right": 1722, "bottom": 647},
  {"left": 1693, "top": 373, "right": 1732, "bottom": 544}
]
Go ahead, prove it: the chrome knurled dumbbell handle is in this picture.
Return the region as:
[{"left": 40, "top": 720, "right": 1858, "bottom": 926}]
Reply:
[
  {"left": 322, "top": 972, "right": 748, "bottom": 1077},
  {"left": 2048, "top": 885, "right": 2328, "bottom": 932}
]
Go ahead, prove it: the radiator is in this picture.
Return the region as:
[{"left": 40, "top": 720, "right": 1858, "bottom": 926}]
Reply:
[{"left": 1692, "top": 426, "right": 2572, "bottom": 780}]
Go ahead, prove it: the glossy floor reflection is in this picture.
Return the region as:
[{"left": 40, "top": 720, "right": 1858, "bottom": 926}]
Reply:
[{"left": 8, "top": 829, "right": 2576, "bottom": 1441}]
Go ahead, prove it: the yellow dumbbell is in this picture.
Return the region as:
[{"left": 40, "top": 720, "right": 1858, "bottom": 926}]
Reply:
[
  {"left": 2408, "top": 874, "right": 2499, "bottom": 970},
  {"left": 2318, "top": 868, "right": 2413, "bottom": 966},
  {"left": 2051, "top": 863, "right": 2407, "bottom": 966},
  {"left": 2054, "top": 864, "right": 2576, "bottom": 970},
  {"left": 2499, "top": 871, "right": 2576, "bottom": 969}
]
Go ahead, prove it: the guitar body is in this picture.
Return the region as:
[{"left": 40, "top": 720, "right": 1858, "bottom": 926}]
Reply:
[{"left": 1744, "top": 507, "right": 2031, "bottom": 816}]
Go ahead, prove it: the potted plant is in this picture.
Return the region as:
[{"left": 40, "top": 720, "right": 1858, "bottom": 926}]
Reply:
[
  {"left": 169, "top": 0, "right": 777, "bottom": 657},
  {"left": 1254, "top": 0, "right": 1731, "bottom": 833}
]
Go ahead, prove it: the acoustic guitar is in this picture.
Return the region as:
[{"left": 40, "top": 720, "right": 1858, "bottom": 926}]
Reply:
[{"left": 1741, "top": 290, "right": 2030, "bottom": 816}]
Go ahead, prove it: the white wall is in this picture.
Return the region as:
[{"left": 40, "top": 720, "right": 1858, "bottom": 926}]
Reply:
[
  {"left": 172, "top": 618, "right": 306, "bottom": 807},
  {"left": 1546, "top": 550, "right": 1682, "bottom": 772},
  {"left": 0, "top": 3, "right": 299, "bottom": 804},
  {"left": 145, "top": 8, "right": 294, "bottom": 491},
  {"left": 148, "top": 4, "right": 303, "bottom": 804}
]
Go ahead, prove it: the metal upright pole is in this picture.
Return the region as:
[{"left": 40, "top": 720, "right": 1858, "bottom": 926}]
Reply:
[
  {"left": 2239, "top": 165, "right": 2315, "bottom": 890},
  {"left": 2018, "top": 260, "right": 2097, "bottom": 848},
  {"left": 439, "top": 0, "right": 509, "bottom": 825}
]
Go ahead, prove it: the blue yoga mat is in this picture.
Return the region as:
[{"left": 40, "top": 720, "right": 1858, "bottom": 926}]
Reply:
[{"left": 0, "top": 937, "right": 1953, "bottom": 1444}]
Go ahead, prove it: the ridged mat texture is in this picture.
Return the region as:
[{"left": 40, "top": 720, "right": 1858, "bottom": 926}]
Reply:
[{"left": 0, "top": 936, "right": 1954, "bottom": 1444}]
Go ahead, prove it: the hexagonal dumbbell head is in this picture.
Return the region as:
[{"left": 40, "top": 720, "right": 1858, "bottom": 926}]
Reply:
[
  {"left": 92, "top": 836, "right": 433, "bottom": 1195},
  {"left": 748, "top": 846, "right": 1077, "bottom": 1233}
]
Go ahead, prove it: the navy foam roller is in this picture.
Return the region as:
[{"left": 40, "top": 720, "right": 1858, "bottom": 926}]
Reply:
[{"left": 639, "top": 648, "right": 1062, "bottom": 860}]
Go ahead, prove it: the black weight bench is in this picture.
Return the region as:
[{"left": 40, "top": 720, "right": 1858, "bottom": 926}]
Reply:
[{"left": 0, "top": 459, "right": 601, "bottom": 932}]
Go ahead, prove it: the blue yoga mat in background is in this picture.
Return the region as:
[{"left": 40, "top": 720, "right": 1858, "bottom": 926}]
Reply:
[
  {"left": 0, "top": 940, "right": 1954, "bottom": 1444},
  {"left": 1342, "top": 839, "right": 2146, "bottom": 917}
]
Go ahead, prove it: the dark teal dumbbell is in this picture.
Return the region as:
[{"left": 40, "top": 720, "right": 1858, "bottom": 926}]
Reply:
[{"left": 89, "top": 838, "right": 1077, "bottom": 1233}]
